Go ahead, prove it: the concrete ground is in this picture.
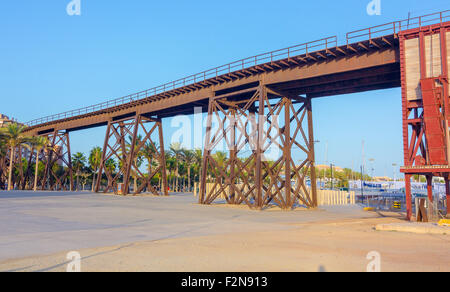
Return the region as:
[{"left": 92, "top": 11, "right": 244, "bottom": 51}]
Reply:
[{"left": 0, "top": 191, "right": 449, "bottom": 272}]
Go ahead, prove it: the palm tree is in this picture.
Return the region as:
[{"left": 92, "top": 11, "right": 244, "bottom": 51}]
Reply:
[
  {"left": 142, "top": 142, "right": 157, "bottom": 175},
  {"left": 0, "top": 123, "right": 32, "bottom": 191},
  {"left": 105, "top": 158, "right": 117, "bottom": 175},
  {"left": 169, "top": 143, "right": 183, "bottom": 192},
  {"left": 182, "top": 149, "right": 195, "bottom": 192},
  {"left": 193, "top": 149, "right": 203, "bottom": 182},
  {"left": 213, "top": 151, "right": 228, "bottom": 168},
  {"left": 89, "top": 147, "right": 102, "bottom": 192},
  {"left": 165, "top": 152, "right": 176, "bottom": 191},
  {"left": 31, "top": 136, "right": 49, "bottom": 191},
  {"left": 0, "top": 134, "right": 6, "bottom": 189},
  {"left": 126, "top": 135, "right": 144, "bottom": 192},
  {"left": 72, "top": 152, "right": 87, "bottom": 191}
]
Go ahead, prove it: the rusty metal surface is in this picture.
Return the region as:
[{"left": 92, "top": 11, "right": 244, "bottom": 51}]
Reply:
[
  {"left": 25, "top": 44, "right": 400, "bottom": 136},
  {"left": 399, "top": 19, "right": 450, "bottom": 220},
  {"left": 23, "top": 11, "right": 450, "bottom": 135},
  {"left": 40, "top": 131, "right": 74, "bottom": 191},
  {"left": 199, "top": 86, "right": 318, "bottom": 209},
  {"left": 94, "top": 115, "right": 168, "bottom": 196}
]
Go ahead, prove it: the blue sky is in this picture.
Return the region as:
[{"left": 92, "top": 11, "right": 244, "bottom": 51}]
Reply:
[{"left": 0, "top": 0, "right": 449, "bottom": 178}]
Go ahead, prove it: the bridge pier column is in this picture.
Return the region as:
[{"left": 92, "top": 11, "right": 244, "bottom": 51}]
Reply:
[
  {"left": 405, "top": 174, "right": 413, "bottom": 221},
  {"left": 41, "top": 130, "right": 73, "bottom": 191},
  {"left": 95, "top": 114, "right": 168, "bottom": 196},
  {"left": 426, "top": 175, "right": 433, "bottom": 203},
  {"left": 306, "top": 96, "right": 318, "bottom": 208},
  {"left": 445, "top": 177, "right": 450, "bottom": 217},
  {"left": 199, "top": 85, "right": 317, "bottom": 209}
]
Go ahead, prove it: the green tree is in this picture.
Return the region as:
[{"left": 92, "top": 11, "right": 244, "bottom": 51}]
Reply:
[
  {"left": 142, "top": 142, "right": 157, "bottom": 175},
  {"left": 72, "top": 152, "right": 87, "bottom": 191},
  {"left": 30, "top": 136, "right": 49, "bottom": 191},
  {"left": 79, "top": 169, "right": 91, "bottom": 191},
  {"left": 0, "top": 123, "right": 32, "bottom": 191},
  {"left": 193, "top": 149, "right": 203, "bottom": 183},
  {"left": 165, "top": 152, "right": 176, "bottom": 191},
  {"left": 212, "top": 151, "right": 228, "bottom": 184},
  {"left": 127, "top": 135, "right": 144, "bottom": 192},
  {"left": 182, "top": 149, "right": 195, "bottom": 192},
  {"left": 105, "top": 159, "right": 117, "bottom": 175},
  {"left": 89, "top": 146, "right": 102, "bottom": 192},
  {"left": 0, "top": 134, "right": 7, "bottom": 189},
  {"left": 169, "top": 143, "right": 183, "bottom": 192}
]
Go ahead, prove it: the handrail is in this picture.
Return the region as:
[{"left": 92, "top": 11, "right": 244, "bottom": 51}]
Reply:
[
  {"left": 347, "top": 10, "right": 450, "bottom": 43},
  {"left": 26, "top": 10, "right": 450, "bottom": 127}
]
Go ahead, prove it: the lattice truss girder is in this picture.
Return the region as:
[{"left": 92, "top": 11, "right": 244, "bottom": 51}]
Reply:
[
  {"left": 95, "top": 115, "right": 168, "bottom": 196},
  {"left": 41, "top": 131, "right": 74, "bottom": 191},
  {"left": 405, "top": 106, "right": 428, "bottom": 167},
  {"left": 200, "top": 85, "right": 317, "bottom": 209}
]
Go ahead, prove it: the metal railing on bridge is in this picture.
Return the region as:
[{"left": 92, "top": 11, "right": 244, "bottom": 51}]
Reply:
[
  {"left": 26, "top": 10, "right": 450, "bottom": 127},
  {"left": 347, "top": 10, "right": 450, "bottom": 44}
]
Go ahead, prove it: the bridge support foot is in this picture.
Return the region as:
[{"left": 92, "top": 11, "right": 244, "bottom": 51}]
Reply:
[
  {"left": 41, "top": 130, "right": 74, "bottom": 191},
  {"left": 199, "top": 85, "right": 317, "bottom": 209},
  {"left": 95, "top": 114, "right": 168, "bottom": 196}
]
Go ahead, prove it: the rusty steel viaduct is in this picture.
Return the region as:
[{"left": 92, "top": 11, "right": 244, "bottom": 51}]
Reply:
[{"left": 8, "top": 11, "right": 450, "bottom": 220}]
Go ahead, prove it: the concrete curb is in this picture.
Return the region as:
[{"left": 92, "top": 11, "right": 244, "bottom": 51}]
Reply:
[{"left": 376, "top": 223, "right": 450, "bottom": 235}]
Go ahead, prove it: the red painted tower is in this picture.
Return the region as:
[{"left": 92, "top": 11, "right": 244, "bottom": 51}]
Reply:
[{"left": 400, "top": 20, "right": 450, "bottom": 220}]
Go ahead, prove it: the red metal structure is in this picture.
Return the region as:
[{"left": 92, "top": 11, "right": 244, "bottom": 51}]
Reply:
[
  {"left": 41, "top": 130, "right": 74, "bottom": 191},
  {"left": 94, "top": 114, "right": 168, "bottom": 196},
  {"left": 399, "top": 20, "right": 450, "bottom": 219},
  {"left": 199, "top": 86, "right": 317, "bottom": 209},
  {"left": 5, "top": 10, "right": 447, "bottom": 218}
]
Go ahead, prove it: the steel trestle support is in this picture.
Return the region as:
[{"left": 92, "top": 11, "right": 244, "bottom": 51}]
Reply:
[
  {"left": 41, "top": 130, "right": 74, "bottom": 191},
  {"left": 199, "top": 85, "right": 318, "bottom": 210},
  {"left": 95, "top": 114, "right": 168, "bottom": 196}
]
